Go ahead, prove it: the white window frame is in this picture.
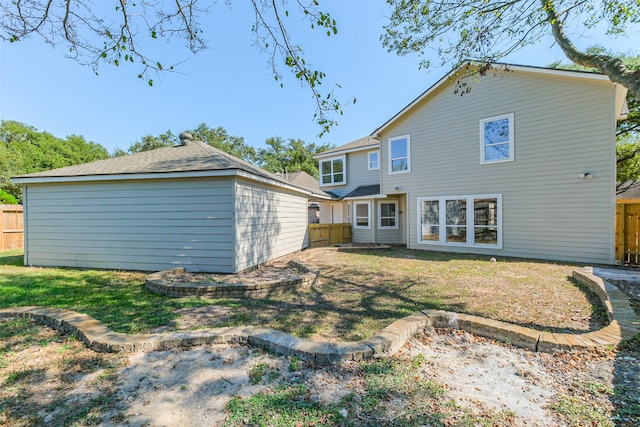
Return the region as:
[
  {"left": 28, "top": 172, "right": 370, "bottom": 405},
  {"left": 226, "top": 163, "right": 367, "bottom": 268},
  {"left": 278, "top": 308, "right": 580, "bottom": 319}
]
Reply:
[
  {"left": 378, "top": 201, "right": 399, "bottom": 229},
  {"left": 388, "top": 135, "right": 411, "bottom": 174},
  {"left": 368, "top": 150, "right": 380, "bottom": 170},
  {"left": 480, "top": 113, "right": 514, "bottom": 165},
  {"left": 417, "top": 194, "right": 502, "bottom": 248},
  {"left": 319, "top": 155, "right": 346, "bottom": 186},
  {"left": 346, "top": 202, "right": 352, "bottom": 224},
  {"left": 353, "top": 201, "right": 371, "bottom": 229}
]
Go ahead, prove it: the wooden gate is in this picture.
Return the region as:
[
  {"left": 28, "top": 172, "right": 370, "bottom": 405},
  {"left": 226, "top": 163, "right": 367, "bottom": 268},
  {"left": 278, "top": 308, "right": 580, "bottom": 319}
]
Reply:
[
  {"left": 1, "top": 204, "right": 23, "bottom": 251},
  {"left": 616, "top": 199, "right": 640, "bottom": 265},
  {"left": 308, "top": 223, "right": 352, "bottom": 248}
]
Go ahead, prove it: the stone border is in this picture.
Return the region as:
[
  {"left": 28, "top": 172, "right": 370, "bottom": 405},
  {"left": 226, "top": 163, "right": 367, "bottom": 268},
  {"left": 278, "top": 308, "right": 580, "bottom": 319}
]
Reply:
[
  {"left": 145, "top": 260, "right": 319, "bottom": 298},
  {"left": 1, "top": 266, "right": 639, "bottom": 364}
]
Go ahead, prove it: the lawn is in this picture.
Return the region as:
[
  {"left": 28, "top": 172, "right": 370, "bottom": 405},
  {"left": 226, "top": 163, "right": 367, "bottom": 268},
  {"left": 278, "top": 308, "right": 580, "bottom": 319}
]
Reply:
[{"left": 0, "top": 247, "right": 605, "bottom": 342}]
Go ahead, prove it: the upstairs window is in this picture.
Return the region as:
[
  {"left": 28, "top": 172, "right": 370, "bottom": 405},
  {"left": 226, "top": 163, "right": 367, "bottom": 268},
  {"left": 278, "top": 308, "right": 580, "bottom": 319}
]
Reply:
[
  {"left": 320, "top": 155, "right": 346, "bottom": 186},
  {"left": 368, "top": 150, "right": 380, "bottom": 170},
  {"left": 389, "top": 135, "right": 410, "bottom": 174},
  {"left": 480, "top": 113, "right": 514, "bottom": 164}
]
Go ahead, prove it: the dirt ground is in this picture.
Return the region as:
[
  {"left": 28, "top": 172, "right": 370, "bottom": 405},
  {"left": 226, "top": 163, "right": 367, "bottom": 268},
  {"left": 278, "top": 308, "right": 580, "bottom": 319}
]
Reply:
[{"left": 2, "top": 261, "right": 639, "bottom": 426}]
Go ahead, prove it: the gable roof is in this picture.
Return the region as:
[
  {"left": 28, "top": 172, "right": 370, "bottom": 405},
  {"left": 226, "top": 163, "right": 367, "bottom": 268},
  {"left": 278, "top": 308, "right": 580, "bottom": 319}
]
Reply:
[
  {"left": 314, "top": 136, "right": 379, "bottom": 159},
  {"left": 371, "top": 61, "right": 629, "bottom": 137},
  {"left": 12, "top": 140, "right": 331, "bottom": 199},
  {"left": 274, "top": 170, "right": 338, "bottom": 199}
]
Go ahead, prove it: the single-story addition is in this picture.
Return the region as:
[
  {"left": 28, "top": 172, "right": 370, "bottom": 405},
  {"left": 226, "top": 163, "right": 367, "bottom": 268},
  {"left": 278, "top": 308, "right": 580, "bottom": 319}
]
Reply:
[{"left": 12, "top": 134, "right": 331, "bottom": 273}]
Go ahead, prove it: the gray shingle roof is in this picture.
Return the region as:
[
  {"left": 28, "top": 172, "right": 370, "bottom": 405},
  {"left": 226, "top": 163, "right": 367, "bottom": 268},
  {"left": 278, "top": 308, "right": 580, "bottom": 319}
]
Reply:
[
  {"left": 343, "top": 184, "right": 381, "bottom": 199},
  {"left": 316, "top": 136, "right": 379, "bottom": 156},
  {"left": 274, "top": 170, "right": 337, "bottom": 199},
  {"left": 13, "top": 141, "right": 280, "bottom": 182}
]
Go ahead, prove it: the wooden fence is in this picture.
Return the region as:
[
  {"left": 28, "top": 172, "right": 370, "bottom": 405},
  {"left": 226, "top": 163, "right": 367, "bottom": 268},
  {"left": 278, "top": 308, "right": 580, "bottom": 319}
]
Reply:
[
  {"left": 1, "top": 204, "right": 23, "bottom": 251},
  {"left": 308, "top": 223, "right": 352, "bottom": 248}
]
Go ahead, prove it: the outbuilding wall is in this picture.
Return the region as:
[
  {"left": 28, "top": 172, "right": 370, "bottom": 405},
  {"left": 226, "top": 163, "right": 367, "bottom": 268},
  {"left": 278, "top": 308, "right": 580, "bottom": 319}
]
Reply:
[{"left": 22, "top": 177, "right": 236, "bottom": 272}]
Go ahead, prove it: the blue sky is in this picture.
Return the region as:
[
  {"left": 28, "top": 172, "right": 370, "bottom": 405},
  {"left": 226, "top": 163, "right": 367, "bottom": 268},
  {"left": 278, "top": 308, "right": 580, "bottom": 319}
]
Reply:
[{"left": 1, "top": 1, "right": 638, "bottom": 155}]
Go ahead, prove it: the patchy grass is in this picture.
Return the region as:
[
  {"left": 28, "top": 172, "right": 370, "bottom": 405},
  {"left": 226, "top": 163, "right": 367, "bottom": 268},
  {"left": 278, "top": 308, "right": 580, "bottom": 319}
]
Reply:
[
  {"left": 0, "top": 318, "right": 126, "bottom": 426},
  {"left": 1, "top": 248, "right": 605, "bottom": 341},
  {"left": 197, "top": 248, "right": 606, "bottom": 341}
]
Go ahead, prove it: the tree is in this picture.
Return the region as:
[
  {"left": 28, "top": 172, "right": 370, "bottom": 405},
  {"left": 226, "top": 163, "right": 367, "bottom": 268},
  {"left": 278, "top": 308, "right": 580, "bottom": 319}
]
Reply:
[
  {"left": 0, "top": 0, "right": 346, "bottom": 134},
  {"left": 124, "top": 124, "right": 258, "bottom": 163},
  {"left": 549, "top": 52, "right": 640, "bottom": 194},
  {"left": 382, "top": 0, "right": 640, "bottom": 99},
  {"left": 257, "top": 137, "right": 333, "bottom": 178},
  {"left": 0, "top": 120, "right": 109, "bottom": 201}
]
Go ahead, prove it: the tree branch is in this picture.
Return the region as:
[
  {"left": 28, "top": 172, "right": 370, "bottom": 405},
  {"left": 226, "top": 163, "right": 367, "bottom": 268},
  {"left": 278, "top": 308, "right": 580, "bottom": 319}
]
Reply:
[{"left": 542, "top": 0, "right": 640, "bottom": 98}]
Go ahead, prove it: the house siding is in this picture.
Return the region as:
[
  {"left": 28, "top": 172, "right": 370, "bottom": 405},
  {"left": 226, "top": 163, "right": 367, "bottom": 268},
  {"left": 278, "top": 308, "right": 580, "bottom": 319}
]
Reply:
[
  {"left": 234, "top": 178, "right": 308, "bottom": 272},
  {"left": 379, "top": 70, "right": 617, "bottom": 264},
  {"left": 320, "top": 150, "right": 380, "bottom": 199},
  {"left": 22, "top": 177, "right": 236, "bottom": 272}
]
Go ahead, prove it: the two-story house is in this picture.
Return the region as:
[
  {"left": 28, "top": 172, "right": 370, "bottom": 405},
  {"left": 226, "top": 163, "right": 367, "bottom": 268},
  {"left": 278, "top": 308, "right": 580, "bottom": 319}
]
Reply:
[{"left": 316, "top": 62, "right": 628, "bottom": 264}]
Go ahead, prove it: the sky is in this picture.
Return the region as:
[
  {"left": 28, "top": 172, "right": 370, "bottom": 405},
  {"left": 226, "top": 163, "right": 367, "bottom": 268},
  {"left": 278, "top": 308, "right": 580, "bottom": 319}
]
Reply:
[{"left": 0, "top": 0, "right": 639, "bottom": 155}]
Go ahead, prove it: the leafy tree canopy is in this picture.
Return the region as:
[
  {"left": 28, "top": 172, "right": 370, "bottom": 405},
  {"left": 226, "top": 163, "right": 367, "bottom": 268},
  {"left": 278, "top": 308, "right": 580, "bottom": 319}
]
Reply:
[
  {"left": 257, "top": 137, "right": 333, "bottom": 179},
  {"left": 0, "top": 120, "right": 109, "bottom": 202},
  {"left": 0, "top": 0, "right": 347, "bottom": 135},
  {"left": 382, "top": 0, "right": 640, "bottom": 99},
  {"left": 549, "top": 51, "right": 640, "bottom": 194}
]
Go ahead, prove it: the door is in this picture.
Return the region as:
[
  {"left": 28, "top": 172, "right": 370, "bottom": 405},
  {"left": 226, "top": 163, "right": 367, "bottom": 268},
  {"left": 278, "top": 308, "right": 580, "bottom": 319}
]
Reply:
[{"left": 331, "top": 204, "right": 343, "bottom": 224}]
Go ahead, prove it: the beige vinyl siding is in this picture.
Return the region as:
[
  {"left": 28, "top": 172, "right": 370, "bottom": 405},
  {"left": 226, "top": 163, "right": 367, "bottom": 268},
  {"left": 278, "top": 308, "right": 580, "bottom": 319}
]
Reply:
[
  {"left": 23, "top": 178, "right": 236, "bottom": 272},
  {"left": 379, "top": 70, "right": 616, "bottom": 264},
  {"left": 322, "top": 150, "right": 381, "bottom": 198},
  {"left": 234, "top": 178, "right": 308, "bottom": 272}
]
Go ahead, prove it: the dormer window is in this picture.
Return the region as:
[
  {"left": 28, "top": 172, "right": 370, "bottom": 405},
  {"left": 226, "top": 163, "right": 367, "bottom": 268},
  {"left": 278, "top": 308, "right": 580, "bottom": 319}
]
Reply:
[{"left": 320, "top": 155, "right": 346, "bottom": 186}]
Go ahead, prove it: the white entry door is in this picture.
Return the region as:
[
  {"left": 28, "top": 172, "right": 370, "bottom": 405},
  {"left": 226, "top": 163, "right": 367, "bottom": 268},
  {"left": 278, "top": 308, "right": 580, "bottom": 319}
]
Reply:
[{"left": 331, "top": 204, "right": 343, "bottom": 224}]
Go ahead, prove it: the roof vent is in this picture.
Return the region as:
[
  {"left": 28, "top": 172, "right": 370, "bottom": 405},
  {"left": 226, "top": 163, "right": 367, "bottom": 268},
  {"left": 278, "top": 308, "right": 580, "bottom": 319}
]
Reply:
[{"left": 179, "top": 132, "right": 194, "bottom": 146}]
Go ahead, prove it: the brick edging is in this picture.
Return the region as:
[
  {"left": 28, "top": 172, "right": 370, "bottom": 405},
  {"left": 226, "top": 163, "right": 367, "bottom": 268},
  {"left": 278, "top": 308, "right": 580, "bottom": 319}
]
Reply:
[
  {"left": 2, "top": 266, "right": 639, "bottom": 363},
  {"left": 144, "top": 261, "right": 319, "bottom": 298}
]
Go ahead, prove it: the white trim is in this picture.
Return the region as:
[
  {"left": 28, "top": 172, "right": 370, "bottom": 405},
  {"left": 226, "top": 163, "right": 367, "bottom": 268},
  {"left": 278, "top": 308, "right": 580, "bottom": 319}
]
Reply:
[
  {"left": 378, "top": 200, "right": 399, "bottom": 229},
  {"left": 417, "top": 194, "right": 502, "bottom": 249},
  {"left": 368, "top": 150, "right": 380, "bottom": 170},
  {"left": 480, "top": 113, "right": 514, "bottom": 165},
  {"left": 319, "top": 155, "right": 347, "bottom": 187},
  {"left": 371, "top": 61, "right": 615, "bottom": 138},
  {"left": 330, "top": 203, "right": 344, "bottom": 224},
  {"left": 353, "top": 201, "right": 371, "bottom": 229},
  {"left": 343, "top": 194, "right": 386, "bottom": 201},
  {"left": 314, "top": 143, "right": 380, "bottom": 159},
  {"left": 388, "top": 135, "right": 411, "bottom": 174}
]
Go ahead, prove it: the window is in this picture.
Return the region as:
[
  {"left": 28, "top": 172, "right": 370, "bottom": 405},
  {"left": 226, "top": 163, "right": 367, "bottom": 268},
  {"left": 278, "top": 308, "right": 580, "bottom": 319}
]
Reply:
[
  {"left": 480, "top": 113, "right": 514, "bottom": 164},
  {"left": 346, "top": 202, "right": 352, "bottom": 224},
  {"left": 379, "top": 201, "right": 398, "bottom": 229},
  {"left": 389, "top": 135, "right": 410, "bottom": 174},
  {"left": 320, "top": 155, "right": 346, "bottom": 186},
  {"left": 418, "top": 195, "right": 501, "bottom": 247},
  {"left": 368, "top": 151, "right": 380, "bottom": 170},
  {"left": 354, "top": 202, "right": 371, "bottom": 229}
]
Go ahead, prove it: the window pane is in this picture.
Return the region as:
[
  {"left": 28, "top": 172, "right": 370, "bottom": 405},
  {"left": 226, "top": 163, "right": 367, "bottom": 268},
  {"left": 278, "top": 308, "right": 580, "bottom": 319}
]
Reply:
[
  {"left": 421, "top": 200, "right": 439, "bottom": 224},
  {"left": 391, "top": 138, "right": 407, "bottom": 158},
  {"left": 391, "top": 159, "right": 407, "bottom": 172},
  {"left": 381, "top": 203, "right": 395, "bottom": 217},
  {"left": 334, "top": 173, "right": 343, "bottom": 183},
  {"left": 356, "top": 204, "right": 368, "bottom": 217},
  {"left": 357, "top": 217, "right": 369, "bottom": 226},
  {"left": 446, "top": 226, "right": 467, "bottom": 243},
  {"left": 475, "top": 227, "right": 498, "bottom": 245},
  {"left": 484, "top": 144, "right": 510, "bottom": 161},
  {"left": 381, "top": 218, "right": 395, "bottom": 227},
  {"left": 333, "top": 159, "right": 343, "bottom": 173},
  {"left": 474, "top": 198, "right": 498, "bottom": 226},
  {"left": 446, "top": 199, "right": 466, "bottom": 225},
  {"left": 321, "top": 161, "right": 331, "bottom": 174},
  {"left": 484, "top": 118, "right": 509, "bottom": 145},
  {"left": 322, "top": 175, "right": 332, "bottom": 184},
  {"left": 421, "top": 225, "right": 439, "bottom": 241}
]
